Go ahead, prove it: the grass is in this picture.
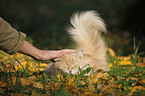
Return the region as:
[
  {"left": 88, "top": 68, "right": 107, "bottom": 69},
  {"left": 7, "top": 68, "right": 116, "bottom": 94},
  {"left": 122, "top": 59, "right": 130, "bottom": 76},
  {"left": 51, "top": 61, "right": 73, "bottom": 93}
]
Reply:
[{"left": 0, "top": 48, "right": 145, "bottom": 96}]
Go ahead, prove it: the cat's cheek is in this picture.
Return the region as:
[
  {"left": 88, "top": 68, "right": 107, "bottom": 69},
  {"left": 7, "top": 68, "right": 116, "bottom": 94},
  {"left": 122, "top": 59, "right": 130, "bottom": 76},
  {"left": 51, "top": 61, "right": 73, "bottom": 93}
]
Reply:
[
  {"left": 71, "top": 69, "right": 78, "bottom": 74},
  {"left": 65, "top": 70, "right": 70, "bottom": 73}
]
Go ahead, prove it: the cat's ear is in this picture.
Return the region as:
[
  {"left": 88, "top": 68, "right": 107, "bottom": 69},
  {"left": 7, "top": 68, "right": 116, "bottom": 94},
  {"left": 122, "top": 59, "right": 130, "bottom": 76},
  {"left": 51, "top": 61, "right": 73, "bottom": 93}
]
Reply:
[{"left": 76, "top": 49, "right": 83, "bottom": 58}]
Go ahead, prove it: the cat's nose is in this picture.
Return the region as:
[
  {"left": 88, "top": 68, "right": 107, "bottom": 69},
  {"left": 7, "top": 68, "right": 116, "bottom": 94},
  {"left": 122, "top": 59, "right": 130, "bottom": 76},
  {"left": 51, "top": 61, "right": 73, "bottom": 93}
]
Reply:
[
  {"left": 71, "top": 70, "right": 78, "bottom": 74},
  {"left": 69, "top": 70, "right": 72, "bottom": 73}
]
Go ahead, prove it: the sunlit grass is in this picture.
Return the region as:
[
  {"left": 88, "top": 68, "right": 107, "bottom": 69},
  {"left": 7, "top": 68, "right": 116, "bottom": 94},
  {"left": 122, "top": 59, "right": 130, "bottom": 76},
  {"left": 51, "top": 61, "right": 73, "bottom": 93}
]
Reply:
[{"left": 0, "top": 48, "right": 145, "bottom": 96}]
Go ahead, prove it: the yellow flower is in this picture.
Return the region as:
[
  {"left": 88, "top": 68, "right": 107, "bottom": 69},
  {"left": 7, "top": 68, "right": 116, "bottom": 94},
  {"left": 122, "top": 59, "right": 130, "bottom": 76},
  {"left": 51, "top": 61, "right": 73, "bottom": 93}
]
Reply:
[
  {"left": 119, "top": 60, "right": 132, "bottom": 65},
  {"left": 39, "top": 63, "right": 48, "bottom": 67},
  {"left": 109, "top": 60, "right": 132, "bottom": 70},
  {"left": 15, "top": 61, "right": 27, "bottom": 70},
  {"left": 107, "top": 48, "right": 116, "bottom": 57},
  {"left": 108, "top": 63, "right": 113, "bottom": 70}
]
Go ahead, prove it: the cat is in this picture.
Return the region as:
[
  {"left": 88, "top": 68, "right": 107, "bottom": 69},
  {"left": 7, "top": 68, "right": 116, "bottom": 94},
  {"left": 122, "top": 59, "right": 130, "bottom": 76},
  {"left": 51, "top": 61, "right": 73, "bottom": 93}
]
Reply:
[{"left": 46, "top": 11, "right": 109, "bottom": 75}]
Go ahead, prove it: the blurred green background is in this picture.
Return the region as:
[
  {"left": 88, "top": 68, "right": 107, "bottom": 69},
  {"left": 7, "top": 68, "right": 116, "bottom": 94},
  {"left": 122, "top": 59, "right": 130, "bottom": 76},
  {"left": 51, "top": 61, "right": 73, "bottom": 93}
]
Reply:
[{"left": 0, "top": 0, "right": 145, "bottom": 56}]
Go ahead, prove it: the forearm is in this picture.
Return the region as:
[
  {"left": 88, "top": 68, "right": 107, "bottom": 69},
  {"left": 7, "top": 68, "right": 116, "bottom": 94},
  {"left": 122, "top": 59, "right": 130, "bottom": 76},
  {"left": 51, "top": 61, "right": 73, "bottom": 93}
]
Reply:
[
  {"left": 18, "top": 40, "right": 42, "bottom": 60},
  {"left": 18, "top": 40, "right": 76, "bottom": 61}
]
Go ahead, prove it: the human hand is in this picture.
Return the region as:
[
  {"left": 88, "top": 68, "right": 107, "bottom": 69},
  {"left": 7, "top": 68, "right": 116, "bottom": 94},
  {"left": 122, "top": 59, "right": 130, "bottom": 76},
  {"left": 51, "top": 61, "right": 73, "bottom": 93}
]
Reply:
[
  {"left": 39, "top": 49, "right": 76, "bottom": 61},
  {"left": 18, "top": 40, "right": 75, "bottom": 61}
]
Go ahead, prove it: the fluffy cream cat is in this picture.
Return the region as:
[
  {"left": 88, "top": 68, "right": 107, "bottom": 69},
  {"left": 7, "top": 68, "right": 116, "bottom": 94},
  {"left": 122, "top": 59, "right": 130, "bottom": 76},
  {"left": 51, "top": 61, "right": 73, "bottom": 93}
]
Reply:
[{"left": 46, "top": 11, "right": 108, "bottom": 75}]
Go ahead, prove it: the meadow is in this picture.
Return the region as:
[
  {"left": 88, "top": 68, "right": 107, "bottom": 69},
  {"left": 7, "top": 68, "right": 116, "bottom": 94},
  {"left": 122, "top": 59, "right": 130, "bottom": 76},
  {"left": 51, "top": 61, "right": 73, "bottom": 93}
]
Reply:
[
  {"left": 0, "top": 0, "right": 145, "bottom": 95},
  {"left": 0, "top": 44, "right": 145, "bottom": 96}
]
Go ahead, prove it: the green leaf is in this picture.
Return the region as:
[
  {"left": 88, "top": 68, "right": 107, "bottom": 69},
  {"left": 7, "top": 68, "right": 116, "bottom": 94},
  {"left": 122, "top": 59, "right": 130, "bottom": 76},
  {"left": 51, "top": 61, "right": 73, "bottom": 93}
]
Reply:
[{"left": 86, "top": 67, "right": 91, "bottom": 74}]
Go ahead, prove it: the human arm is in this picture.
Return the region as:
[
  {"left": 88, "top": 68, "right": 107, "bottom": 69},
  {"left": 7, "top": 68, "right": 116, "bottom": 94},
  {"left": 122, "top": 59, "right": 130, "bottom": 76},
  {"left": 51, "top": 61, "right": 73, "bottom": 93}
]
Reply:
[
  {"left": 18, "top": 40, "right": 75, "bottom": 60},
  {"left": 0, "top": 17, "right": 75, "bottom": 60},
  {"left": 0, "top": 17, "right": 25, "bottom": 54}
]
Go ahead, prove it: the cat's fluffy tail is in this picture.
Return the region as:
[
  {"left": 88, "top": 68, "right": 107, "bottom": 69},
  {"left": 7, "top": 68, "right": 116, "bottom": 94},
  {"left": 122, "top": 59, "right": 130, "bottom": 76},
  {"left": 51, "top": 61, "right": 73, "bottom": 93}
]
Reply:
[{"left": 67, "top": 11, "right": 108, "bottom": 71}]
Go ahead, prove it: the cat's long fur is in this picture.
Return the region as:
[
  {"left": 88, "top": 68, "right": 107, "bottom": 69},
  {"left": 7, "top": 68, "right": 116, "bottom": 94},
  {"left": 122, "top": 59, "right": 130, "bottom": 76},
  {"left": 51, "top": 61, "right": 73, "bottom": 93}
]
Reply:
[{"left": 46, "top": 11, "right": 108, "bottom": 75}]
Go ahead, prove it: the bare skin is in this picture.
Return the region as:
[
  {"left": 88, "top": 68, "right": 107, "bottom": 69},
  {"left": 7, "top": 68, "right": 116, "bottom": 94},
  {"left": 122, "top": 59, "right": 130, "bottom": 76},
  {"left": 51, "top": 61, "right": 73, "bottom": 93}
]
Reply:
[{"left": 18, "top": 40, "right": 76, "bottom": 60}]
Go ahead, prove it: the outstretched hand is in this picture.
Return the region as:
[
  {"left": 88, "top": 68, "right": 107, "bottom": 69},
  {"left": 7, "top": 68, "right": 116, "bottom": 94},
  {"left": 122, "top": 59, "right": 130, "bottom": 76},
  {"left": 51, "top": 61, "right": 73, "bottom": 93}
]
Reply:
[
  {"left": 18, "top": 40, "right": 76, "bottom": 61},
  {"left": 40, "top": 49, "right": 76, "bottom": 61}
]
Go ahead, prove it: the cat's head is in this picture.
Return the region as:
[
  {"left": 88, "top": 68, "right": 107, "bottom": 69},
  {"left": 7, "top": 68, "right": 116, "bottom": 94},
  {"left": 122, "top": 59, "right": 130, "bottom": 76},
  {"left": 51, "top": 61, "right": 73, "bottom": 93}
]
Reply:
[{"left": 54, "top": 49, "right": 86, "bottom": 74}]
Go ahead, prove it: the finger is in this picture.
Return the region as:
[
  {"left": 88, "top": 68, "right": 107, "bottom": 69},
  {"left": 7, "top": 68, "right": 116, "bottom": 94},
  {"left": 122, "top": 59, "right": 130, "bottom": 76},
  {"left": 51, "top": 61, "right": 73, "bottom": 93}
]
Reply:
[
  {"left": 62, "top": 49, "right": 76, "bottom": 53},
  {"left": 57, "top": 51, "right": 65, "bottom": 57},
  {"left": 56, "top": 49, "right": 75, "bottom": 58},
  {"left": 53, "top": 58, "right": 60, "bottom": 61}
]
